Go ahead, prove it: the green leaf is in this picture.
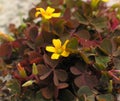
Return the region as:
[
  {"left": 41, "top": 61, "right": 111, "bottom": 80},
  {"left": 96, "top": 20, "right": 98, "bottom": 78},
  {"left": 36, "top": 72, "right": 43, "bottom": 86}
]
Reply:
[
  {"left": 95, "top": 56, "right": 110, "bottom": 69},
  {"left": 77, "top": 86, "right": 93, "bottom": 97},
  {"left": 91, "top": 17, "right": 108, "bottom": 32},
  {"left": 96, "top": 94, "right": 114, "bottom": 101},
  {"left": 94, "top": 63, "right": 105, "bottom": 70},
  {"left": 74, "top": 12, "right": 89, "bottom": 25},
  {"left": 51, "top": 19, "right": 65, "bottom": 36},
  {"left": 100, "top": 38, "right": 112, "bottom": 54},
  {"left": 67, "top": 38, "right": 78, "bottom": 52},
  {"left": 76, "top": 30, "right": 90, "bottom": 39}
]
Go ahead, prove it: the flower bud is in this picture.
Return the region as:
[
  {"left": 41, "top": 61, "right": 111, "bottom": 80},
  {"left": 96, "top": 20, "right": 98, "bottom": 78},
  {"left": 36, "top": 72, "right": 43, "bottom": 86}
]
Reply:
[
  {"left": 0, "top": 32, "right": 15, "bottom": 42},
  {"left": 32, "top": 63, "right": 38, "bottom": 75},
  {"left": 22, "top": 80, "right": 35, "bottom": 87},
  {"left": 17, "top": 63, "right": 27, "bottom": 78}
]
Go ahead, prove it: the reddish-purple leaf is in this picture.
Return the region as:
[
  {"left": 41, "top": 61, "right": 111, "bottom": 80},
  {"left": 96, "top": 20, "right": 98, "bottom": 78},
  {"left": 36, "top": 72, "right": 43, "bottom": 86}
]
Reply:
[
  {"left": 73, "top": 34, "right": 98, "bottom": 48},
  {"left": 26, "top": 51, "right": 43, "bottom": 64},
  {"left": 11, "top": 39, "right": 24, "bottom": 48},
  {"left": 0, "top": 43, "right": 12, "bottom": 57},
  {"left": 25, "top": 25, "right": 38, "bottom": 41},
  {"left": 49, "top": 0, "right": 64, "bottom": 6},
  {"left": 66, "top": 19, "right": 79, "bottom": 29},
  {"left": 63, "top": 8, "right": 71, "bottom": 20},
  {"left": 74, "top": 72, "right": 98, "bottom": 89},
  {"left": 57, "top": 83, "right": 69, "bottom": 89},
  {"left": 111, "top": 17, "right": 119, "bottom": 31},
  {"left": 40, "top": 71, "right": 52, "bottom": 80},
  {"left": 53, "top": 71, "right": 59, "bottom": 86},
  {"left": 37, "top": 64, "right": 50, "bottom": 75},
  {"left": 55, "top": 69, "right": 68, "bottom": 81},
  {"left": 79, "top": 38, "right": 98, "bottom": 48},
  {"left": 29, "top": 8, "right": 36, "bottom": 19},
  {"left": 41, "top": 86, "right": 54, "bottom": 99},
  {"left": 43, "top": 54, "right": 59, "bottom": 68},
  {"left": 70, "top": 66, "right": 82, "bottom": 75}
]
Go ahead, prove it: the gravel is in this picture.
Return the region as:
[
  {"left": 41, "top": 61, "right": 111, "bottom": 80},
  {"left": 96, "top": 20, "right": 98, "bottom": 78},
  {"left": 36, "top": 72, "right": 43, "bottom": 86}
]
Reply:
[{"left": 0, "top": 0, "right": 40, "bottom": 33}]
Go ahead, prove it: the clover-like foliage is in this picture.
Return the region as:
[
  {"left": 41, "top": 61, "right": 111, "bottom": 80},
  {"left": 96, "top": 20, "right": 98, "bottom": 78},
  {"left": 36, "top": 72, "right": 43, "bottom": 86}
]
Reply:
[{"left": 0, "top": 0, "right": 120, "bottom": 101}]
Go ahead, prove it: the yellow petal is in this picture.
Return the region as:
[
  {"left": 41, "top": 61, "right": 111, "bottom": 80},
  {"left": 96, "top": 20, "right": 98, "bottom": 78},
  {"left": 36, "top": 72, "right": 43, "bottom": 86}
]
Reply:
[
  {"left": 46, "top": 46, "right": 56, "bottom": 52},
  {"left": 46, "top": 6, "right": 55, "bottom": 13},
  {"left": 51, "top": 53, "right": 60, "bottom": 59},
  {"left": 52, "top": 39, "right": 61, "bottom": 48},
  {"left": 62, "top": 40, "right": 69, "bottom": 49},
  {"left": 52, "top": 13, "right": 61, "bottom": 18},
  {"left": 43, "top": 14, "right": 52, "bottom": 19},
  {"left": 35, "top": 12, "right": 41, "bottom": 17},
  {"left": 36, "top": 8, "right": 41, "bottom": 11},
  {"left": 61, "top": 51, "right": 70, "bottom": 57},
  {"left": 102, "top": 0, "right": 109, "bottom": 2},
  {"left": 35, "top": 8, "right": 45, "bottom": 17},
  {"left": 38, "top": 8, "right": 45, "bottom": 13}
]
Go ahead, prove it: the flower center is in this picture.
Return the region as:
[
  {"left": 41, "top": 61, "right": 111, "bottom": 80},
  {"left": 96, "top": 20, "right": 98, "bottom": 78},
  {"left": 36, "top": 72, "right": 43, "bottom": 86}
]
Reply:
[
  {"left": 45, "top": 12, "right": 52, "bottom": 16},
  {"left": 56, "top": 48, "right": 63, "bottom": 54}
]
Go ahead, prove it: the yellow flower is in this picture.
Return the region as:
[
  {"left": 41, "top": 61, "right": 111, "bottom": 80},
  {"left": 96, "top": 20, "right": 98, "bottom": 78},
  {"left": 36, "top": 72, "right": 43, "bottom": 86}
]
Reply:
[
  {"left": 102, "top": 0, "right": 109, "bottom": 2},
  {"left": 46, "top": 39, "right": 70, "bottom": 59},
  {"left": 35, "top": 6, "right": 61, "bottom": 19},
  {"left": 91, "top": 0, "right": 109, "bottom": 8}
]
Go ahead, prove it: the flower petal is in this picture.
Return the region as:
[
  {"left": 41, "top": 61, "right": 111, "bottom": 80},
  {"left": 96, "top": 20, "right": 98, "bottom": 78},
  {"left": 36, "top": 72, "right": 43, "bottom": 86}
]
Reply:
[
  {"left": 38, "top": 8, "right": 45, "bottom": 13},
  {"left": 61, "top": 51, "right": 70, "bottom": 57},
  {"left": 102, "top": 0, "right": 109, "bottom": 2},
  {"left": 46, "top": 6, "right": 55, "bottom": 13},
  {"left": 62, "top": 40, "right": 69, "bottom": 49},
  {"left": 36, "top": 8, "right": 46, "bottom": 18},
  {"left": 52, "top": 13, "right": 61, "bottom": 18},
  {"left": 43, "top": 15, "right": 52, "bottom": 19},
  {"left": 51, "top": 53, "right": 60, "bottom": 59},
  {"left": 35, "top": 12, "right": 41, "bottom": 17},
  {"left": 46, "top": 46, "right": 56, "bottom": 52},
  {"left": 52, "top": 39, "right": 61, "bottom": 48}
]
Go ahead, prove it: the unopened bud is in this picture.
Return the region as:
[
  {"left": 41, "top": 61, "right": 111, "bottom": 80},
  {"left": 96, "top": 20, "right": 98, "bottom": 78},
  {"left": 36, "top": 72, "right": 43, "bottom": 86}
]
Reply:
[
  {"left": 32, "top": 63, "right": 38, "bottom": 75},
  {"left": 22, "top": 80, "right": 35, "bottom": 87}
]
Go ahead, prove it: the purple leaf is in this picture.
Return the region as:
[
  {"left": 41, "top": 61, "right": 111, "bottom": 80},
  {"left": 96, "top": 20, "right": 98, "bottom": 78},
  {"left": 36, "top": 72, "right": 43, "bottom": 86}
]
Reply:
[{"left": 0, "top": 43, "right": 12, "bottom": 57}]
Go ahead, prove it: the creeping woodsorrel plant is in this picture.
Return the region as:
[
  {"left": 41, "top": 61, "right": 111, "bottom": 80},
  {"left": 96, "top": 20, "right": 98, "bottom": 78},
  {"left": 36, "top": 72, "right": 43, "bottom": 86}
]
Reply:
[{"left": 0, "top": 0, "right": 120, "bottom": 101}]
